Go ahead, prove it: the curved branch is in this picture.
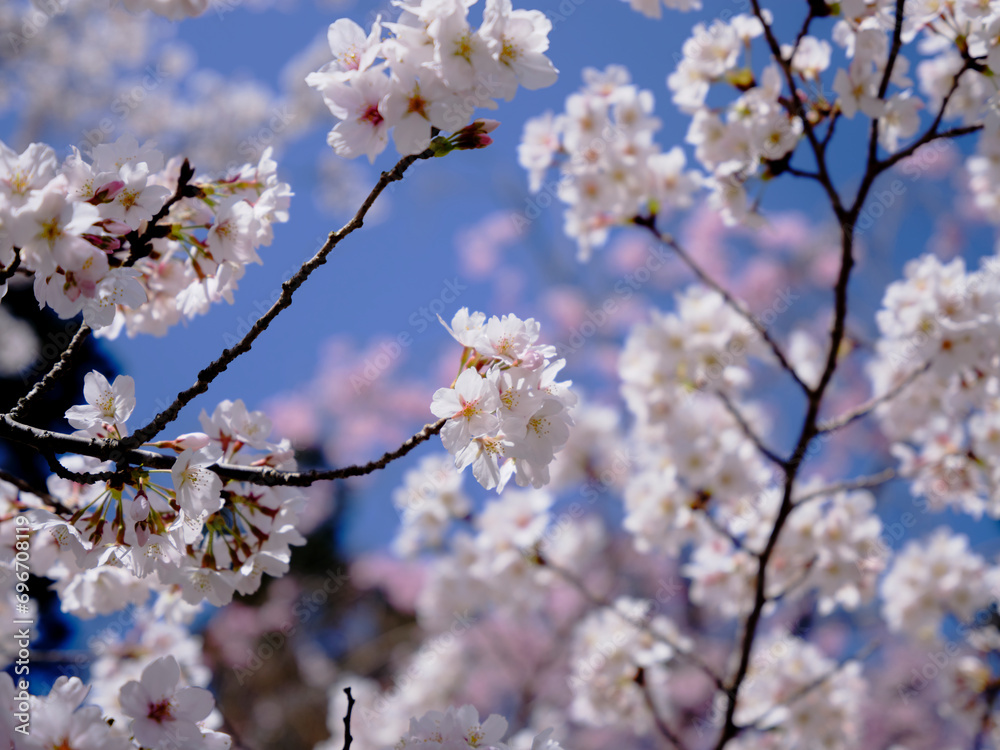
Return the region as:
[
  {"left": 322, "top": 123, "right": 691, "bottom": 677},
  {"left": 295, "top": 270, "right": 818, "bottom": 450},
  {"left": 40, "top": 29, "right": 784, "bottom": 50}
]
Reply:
[
  {"left": 793, "top": 468, "right": 897, "bottom": 505},
  {"left": 7, "top": 323, "right": 91, "bottom": 420},
  {"left": 122, "top": 147, "right": 435, "bottom": 454},
  {"left": 817, "top": 360, "right": 930, "bottom": 434},
  {"left": 713, "top": 390, "right": 787, "bottom": 468},
  {"left": 637, "top": 222, "right": 810, "bottom": 395},
  {"left": 0, "top": 414, "right": 446, "bottom": 487}
]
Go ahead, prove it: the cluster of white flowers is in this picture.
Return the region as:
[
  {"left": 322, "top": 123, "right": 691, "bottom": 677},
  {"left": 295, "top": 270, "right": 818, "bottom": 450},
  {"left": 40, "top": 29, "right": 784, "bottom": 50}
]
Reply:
[
  {"left": 671, "top": 13, "right": 814, "bottom": 226},
  {"left": 880, "top": 528, "right": 1000, "bottom": 642},
  {"left": 0, "top": 656, "right": 229, "bottom": 750},
  {"left": 417, "top": 489, "right": 566, "bottom": 624},
  {"left": 392, "top": 453, "right": 470, "bottom": 557},
  {"left": 618, "top": 286, "right": 772, "bottom": 556},
  {"left": 905, "top": 2, "right": 1000, "bottom": 216},
  {"left": 728, "top": 635, "right": 867, "bottom": 750},
  {"left": 518, "top": 65, "right": 701, "bottom": 259},
  {"left": 430, "top": 308, "right": 576, "bottom": 492},
  {"left": 396, "top": 705, "right": 564, "bottom": 750},
  {"left": 27, "top": 372, "right": 306, "bottom": 614},
  {"left": 568, "top": 597, "right": 688, "bottom": 733},
  {"left": 306, "top": 0, "right": 558, "bottom": 162},
  {"left": 870, "top": 254, "right": 1000, "bottom": 518},
  {"left": 0, "top": 135, "right": 292, "bottom": 337},
  {"left": 620, "top": 286, "right": 766, "bottom": 425}
]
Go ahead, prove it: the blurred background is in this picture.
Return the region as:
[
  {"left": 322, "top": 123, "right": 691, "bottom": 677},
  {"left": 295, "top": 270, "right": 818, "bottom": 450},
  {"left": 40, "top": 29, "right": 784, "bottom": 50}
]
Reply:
[{"left": 3, "top": 0, "right": 1000, "bottom": 747}]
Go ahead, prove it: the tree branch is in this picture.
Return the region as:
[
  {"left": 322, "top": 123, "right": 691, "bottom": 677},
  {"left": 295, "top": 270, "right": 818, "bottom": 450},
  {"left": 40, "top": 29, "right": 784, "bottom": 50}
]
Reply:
[
  {"left": 816, "top": 360, "right": 930, "bottom": 434},
  {"left": 7, "top": 323, "right": 91, "bottom": 420},
  {"left": 637, "top": 668, "right": 688, "bottom": 750},
  {"left": 0, "top": 414, "right": 446, "bottom": 487},
  {"left": 7, "top": 161, "right": 200, "bottom": 422},
  {"left": 636, "top": 222, "right": 810, "bottom": 395},
  {"left": 121, "top": 147, "right": 435, "bottom": 455},
  {"left": 793, "top": 468, "right": 897, "bottom": 505},
  {"left": 342, "top": 687, "right": 355, "bottom": 750},
  {"left": 713, "top": 390, "right": 787, "bottom": 468}
]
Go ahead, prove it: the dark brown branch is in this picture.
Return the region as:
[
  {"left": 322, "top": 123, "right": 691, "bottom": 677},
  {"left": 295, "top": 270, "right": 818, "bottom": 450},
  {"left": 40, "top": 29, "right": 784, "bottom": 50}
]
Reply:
[
  {"left": 713, "top": 6, "right": 880, "bottom": 747},
  {"left": 0, "top": 414, "right": 446, "bottom": 487},
  {"left": 120, "top": 158, "right": 200, "bottom": 267},
  {"left": 342, "top": 687, "right": 355, "bottom": 750},
  {"left": 750, "top": 0, "right": 846, "bottom": 218},
  {"left": 745, "top": 640, "right": 880, "bottom": 734},
  {"left": 7, "top": 323, "right": 91, "bottom": 420},
  {"left": 0, "top": 469, "right": 69, "bottom": 514},
  {"left": 540, "top": 552, "right": 727, "bottom": 692},
  {"left": 637, "top": 668, "right": 688, "bottom": 750},
  {"left": 713, "top": 390, "right": 787, "bottom": 468},
  {"left": 121, "top": 147, "right": 435, "bottom": 454}
]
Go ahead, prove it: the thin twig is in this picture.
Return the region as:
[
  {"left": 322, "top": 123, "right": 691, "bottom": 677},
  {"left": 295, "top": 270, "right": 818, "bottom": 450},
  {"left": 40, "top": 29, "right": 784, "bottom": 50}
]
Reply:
[
  {"left": 713, "top": 390, "right": 787, "bottom": 467},
  {"left": 712, "top": 6, "right": 873, "bottom": 747},
  {"left": 793, "top": 468, "right": 897, "bottom": 505},
  {"left": 8, "top": 323, "right": 91, "bottom": 420},
  {"left": 0, "top": 469, "right": 68, "bottom": 513},
  {"left": 122, "top": 147, "right": 435, "bottom": 453},
  {"left": 342, "top": 687, "right": 355, "bottom": 750},
  {"left": 637, "top": 222, "right": 810, "bottom": 395},
  {"left": 637, "top": 668, "right": 688, "bottom": 750},
  {"left": 541, "top": 553, "right": 727, "bottom": 692},
  {"left": 745, "top": 640, "right": 880, "bottom": 733},
  {"left": 817, "top": 361, "right": 931, "bottom": 434}
]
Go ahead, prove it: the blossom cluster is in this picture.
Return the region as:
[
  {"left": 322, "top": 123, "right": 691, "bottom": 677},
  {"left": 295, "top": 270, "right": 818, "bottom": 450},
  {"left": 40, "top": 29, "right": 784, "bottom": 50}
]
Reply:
[
  {"left": 26, "top": 371, "right": 307, "bottom": 615},
  {"left": 870, "top": 254, "right": 1000, "bottom": 519},
  {"left": 568, "top": 597, "right": 688, "bottom": 733},
  {"left": 1, "top": 655, "right": 229, "bottom": 750},
  {"left": 728, "top": 635, "right": 866, "bottom": 749},
  {"left": 518, "top": 65, "right": 701, "bottom": 259},
  {"left": 0, "top": 135, "right": 291, "bottom": 337},
  {"left": 306, "top": 0, "right": 558, "bottom": 162},
  {"left": 430, "top": 308, "right": 575, "bottom": 492}
]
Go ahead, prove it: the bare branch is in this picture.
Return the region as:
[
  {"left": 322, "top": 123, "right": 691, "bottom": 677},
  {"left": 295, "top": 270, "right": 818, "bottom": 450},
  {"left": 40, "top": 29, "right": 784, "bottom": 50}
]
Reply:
[
  {"left": 7, "top": 161, "right": 201, "bottom": 422},
  {"left": 637, "top": 668, "right": 688, "bottom": 750},
  {"left": 342, "top": 687, "right": 356, "bottom": 750},
  {"left": 817, "top": 361, "right": 931, "bottom": 434},
  {"left": 713, "top": 390, "right": 787, "bottom": 467},
  {"left": 8, "top": 323, "right": 91, "bottom": 420},
  {"left": 745, "top": 640, "right": 880, "bottom": 733},
  {"left": 540, "top": 553, "right": 728, "bottom": 692},
  {"left": 637, "top": 223, "right": 810, "bottom": 395},
  {"left": 793, "top": 468, "right": 897, "bottom": 505},
  {"left": 0, "top": 414, "right": 446, "bottom": 487},
  {"left": 0, "top": 469, "right": 68, "bottom": 513}
]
